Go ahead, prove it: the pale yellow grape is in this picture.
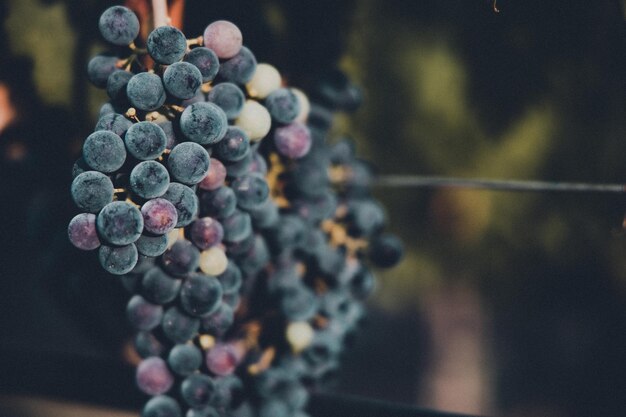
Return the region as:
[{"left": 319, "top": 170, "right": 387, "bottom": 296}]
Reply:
[
  {"left": 199, "top": 246, "right": 228, "bottom": 275},
  {"left": 166, "top": 228, "right": 181, "bottom": 249},
  {"left": 246, "top": 63, "right": 281, "bottom": 99},
  {"left": 235, "top": 100, "right": 272, "bottom": 142},
  {"left": 286, "top": 321, "right": 314, "bottom": 353},
  {"left": 291, "top": 88, "right": 310, "bottom": 123}
]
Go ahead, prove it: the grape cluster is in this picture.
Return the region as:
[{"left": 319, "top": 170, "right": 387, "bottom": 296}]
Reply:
[{"left": 69, "top": 6, "right": 403, "bottom": 417}]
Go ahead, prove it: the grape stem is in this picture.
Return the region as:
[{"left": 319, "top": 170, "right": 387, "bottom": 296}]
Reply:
[
  {"left": 129, "top": 42, "right": 148, "bottom": 54},
  {"left": 374, "top": 175, "right": 626, "bottom": 194},
  {"left": 152, "top": 0, "right": 169, "bottom": 27},
  {"left": 187, "top": 36, "right": 204, "bottom": 47}
]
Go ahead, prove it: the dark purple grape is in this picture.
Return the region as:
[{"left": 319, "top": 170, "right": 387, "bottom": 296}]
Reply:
[
  {"left": 213, "top": 127, "right": 249, "bottom": 162},
  {"left": 185, "top": 47, "right": 220, "bottom": 83},
  {"left": 265, "top": 88, "right": 300, "bottom": 124},
  {"left": 71, "top": 171, "right": 114, "bottom": 213},
  {"left": 345, "top": 199, "right": 386, "bottom": 237},
  {"left": 71, "top": 157, "right": 90, "bottom": 178},
  {"left": 279, "top": 283, "right": 318, "bottom": 321},
  {"left": 142, "top": 395, "right": 181, "bottom": 417},
  {"left": 230, "top": 174, "right": 269, "bottom": 210},
  {"left": 221, "top": 210, "right": 252, "bottom": 243},
  {"left": 302, "top": 330, "right": 342, "bottom": 366},
  {"left": 87, "top": 55, "right": 119, "bottom": 88},
  {"left": 190, "top": 217, "right": 224, "bottom": 250},
  {"left": 201, "top": 302, "right": 234, "bottom": 336},
  {"left": 95, "top": 112, "right": 133, "bottom": 137},
  {"left": 136, "top": 234, "right": 169, "bottom": 257},
  {"left": 246, "top": 196, "right": 279, "bottom": 229},
  {"left": 162, "top": 240, "right": 200, "bottom": 277},
  {"left": 266, "top": 214, "right": 307, "bottom": 253},
  {"left": 126, "top": 295, "right": 163, "bottom": 330},
  {"left": 249, "top": 152, "right": 268, "bottom": 175},
  {"left": 224, "top": 151, "right": 252, "bottom": 178},
  {"left": 132, "top": 254, "right": 156, "bottom": 274},
  {"left": 285, "top": 159, "right": 329, "bottom": 198},
  {"left": 127, "top": 72, "right": 166, "bottom": 111},
  {"left": 99, "top": 102, "right": 116, "bottom": 117},
  {"left": 168, "top": 142, "right": 211, "bottom": 185},
  {"left": 208, "top": 82, "right": 245, "bottom": 119},
  {"left": 147, "top": 26, "right": 187, "bottom": 65},
  {"left": 157, "top": 121, "right": 177, "bottom": 150},
  {"left": 218, "top": 46, "right": 257, "bottom": 85},
  {"left": 180, "top": 274, "right": 223, "bottom": 317},
  {"left": 162, "top": 183, "right": 199, "bottom": 227},
  {"left": 274, "top": 123, "right": 312, "bottom": 159},
  {"left": 181, "top": 91, "right": 206, "bottom": 107},
  {"left": 314, "top": 69, "right": 363, "bottom": 111},
  {"left": 349, "top": 267, "right": 377, "bottom": 300},
  {"left": 68, "top": 213, "right": 101, "bottom": 250},
  {"left": 216, "top": 261, "right": 241, "bottom": 294},
  {"left": 98, "top": 243, "right": 138, "bottom": 275},
  {"left": 135, "top": 331, "right": 164, "bottom": 358},
  {"left": 163, "top": 62, "right": 203, "bottom": 100},
  {"left": 96, "top": 201, "right": 143, "bottom": 245},
  {"left": 125, "top": 121, "right": 167, "bottom": 160},
  {"left": 266, "top": 263, "right": 299, "bottom": 293},
  {"left": 328, "top": 138, "right": 356, "bottom": 164},
  {"left": 141, "top": 266, "right": 181, "bottom": 304},
  {"left": 368, "top": 233, "right": 404, "bottom": 268},
  {"left": 107, "top": 69, "right": 133, "bottom": 102},
  {"left": 221, "top": 292, "right": 241, "bottom": 310},
  {"left": 316, "top": 244, "right": 345, "bottom": 276},
  {"left": 199, "top": 186, "right": 236, "bottom": 219},
  {"left": 180, "top": 102, "right": 228, "bottom": 145},
  {"left": 83, "top": 130, "right": 126, "bottom": 173},
  {"left": 181, "top": 374, "right": 215, "bottom": 408},
  {"left": 168, "top": 344, "right": 202, "bottom": 376},
  {"left": 141, "top": 198, "right": 178, "bottom": 235},
  {"left": 211, "top": 375, "right": 243, "bottom": 408},
  {"left": 236, "top": 235, "right": 269, "bottom": 276},
  {"left": 291, "top": 192, "right": 337, "bottom": 225},
  {"left": 99, "top": 6, "right": 139, "bottom": 46},
  {"left": 130, "top": 161, "right": 170, "bottom": 199},
  {"left": 225, "top": 230, "right": 255, "bottom": 258},
  {"left": 136, "top": 356, "right": 174, "bottom": 396},
  {"left": 162, "top": 306, "right": 200, "bottom": 343}
]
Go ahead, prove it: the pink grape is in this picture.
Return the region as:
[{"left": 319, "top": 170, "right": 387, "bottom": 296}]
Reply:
[
  {"left": 190, "top": 217, "right": 224, "bottom": 250},
  {"left": 198, "top": 158, "right": 226, "bottom": 191},
  {"left": 274, "top": 122, "right": 312, "bottom": 159},
  {"left": 203, "top": 21, "right": 242, "bottom": 59},
  {"left": 68, "top": 213, "right": 101, "bottom": 250},
  {"left": 136, "top": 356, "right": 174, "bottom": 395},
  {"left": 206, "top": 343, "right": 240, "bottom": 376},
  {"left": 142, "top": 198, "right": 178, "bottom": 235}
]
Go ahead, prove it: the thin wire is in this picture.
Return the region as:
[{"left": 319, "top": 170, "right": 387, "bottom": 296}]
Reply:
[{"left": 374, "top": 175, "right": 626, "bottom": 194}]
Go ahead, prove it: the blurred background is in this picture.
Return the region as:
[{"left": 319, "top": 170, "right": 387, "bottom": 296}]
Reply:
[{"left": 1, "top": 1, "right": 626, "bottom": 416}]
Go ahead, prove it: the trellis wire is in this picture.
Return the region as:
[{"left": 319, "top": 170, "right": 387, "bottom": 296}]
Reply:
[{"left": 374, "top": 175, "right": 626, "bottom": 194}]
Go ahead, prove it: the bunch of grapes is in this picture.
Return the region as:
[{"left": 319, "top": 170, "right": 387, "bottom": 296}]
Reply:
[{"left": 68, "top": 5, "right": 403, "bottom": 417}]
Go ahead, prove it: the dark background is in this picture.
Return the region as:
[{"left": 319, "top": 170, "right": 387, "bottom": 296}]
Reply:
[{"left": 1, "top": 1, "right": 626, "bottom": 416}]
